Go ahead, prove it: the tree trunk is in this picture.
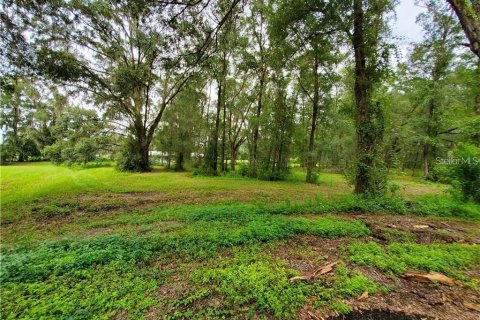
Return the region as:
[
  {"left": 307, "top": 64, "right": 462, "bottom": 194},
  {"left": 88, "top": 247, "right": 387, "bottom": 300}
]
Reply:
[
  {"left": 138, "top": 141, "right": 150, "bottom": 172},
  {"left": 423, "top": 98, "right": 436, "bottom": 177},
  {"left": 250, "top": 64, "right": 265, "bottom": 176},
  {"left": 132, "top": 144, "right": 150, "bottom": 171},
  {"left": 446, "top": 0, "right": 480, "bottom": 59},
  {"left": 132, "top": 122, "right": 151, "bottom": 171},
  {"left": 210, "top": 53, "right": 227, "bottom": 175},
  {"left": 230, "top": 144, "right": 237, "bottom": 171},
  {"left": 175, "top": 152, "right": 184, "bottom": 171},
  {"left": 423, "top": 145, "right": 429, "bottom": 176},
  {"left": 306, "top": 55, "right": 320, "bottom": 183},
  {"left": 211, "top": 78, "right": 222, "bottom": 174},
  {"left": 18, "top": 150, "right": 25, "bottom": 162},
  {"left": 352, "top": 0, "right": 385, "bottom": 195},
  {"left": 221, "top": 95, "right": 227, "bottom": 173}
]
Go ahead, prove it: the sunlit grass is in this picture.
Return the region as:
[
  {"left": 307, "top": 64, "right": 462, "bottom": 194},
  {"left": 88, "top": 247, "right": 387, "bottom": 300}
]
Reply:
[
  {"left": 1, "top": 163, "right": 446, "bottom": 214},
  {"left": 1, "top": 163, "right": 478, "bottom": 319}
]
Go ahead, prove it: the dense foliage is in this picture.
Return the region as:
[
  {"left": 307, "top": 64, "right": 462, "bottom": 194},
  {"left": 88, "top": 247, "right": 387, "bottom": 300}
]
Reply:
[{"left": 1, "top": 0, "right": 478, "bottom": 193}]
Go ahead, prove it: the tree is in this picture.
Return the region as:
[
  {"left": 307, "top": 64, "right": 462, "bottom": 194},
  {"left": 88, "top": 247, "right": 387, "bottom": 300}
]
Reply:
[
  {"left": 257, "top": 69, "right": 297, "bottom": 180},
  {"left": 6, "top": 0, "right": 241, "bottom": 171},
  {"left": 407, "top": 1, "right": 464, "bottom": 176},
  {"left": 272, "top": 0, "right": 342, "bottom": 183},
  {"left": 351, "top": 0, "right": 394, "bottom": 196},
  {"left": 446, "top": 0, "right": 480, "bottom": 59},
  {"left": 245, "top": 0, "right": 270, "bottom": 177},
  {"left": 154, "top": 80, "right": 206, "bottom": 171},
  {"left": 226, "top": 75, "right": 251, "bottom": 171},
  {"left": 0, "top": 77, "right": 41, "bottom": 162},
  {"left": 44, "top": 107, "right": 112, "bottom": 165}
]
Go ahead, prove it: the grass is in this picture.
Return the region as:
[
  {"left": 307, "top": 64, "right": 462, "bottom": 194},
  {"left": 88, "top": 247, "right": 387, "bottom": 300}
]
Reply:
[
  {"left": 1, "top": 162, "right": 450, "bottom": 222},
  {"left": 163, "top": 249, "right": 381, "bottom": 319},
  {"left": 1, "top": 163, "right": 479, "bottom": 319},
  {"left": 3, "top": 195, "right": 479, "bottom": 248},
  {"left": 0, "top": 163, "right": 316, "bottom": 222},
  {"left": 1, "top": 215, "right": 369, "bottom": 281},
  {"left": 1, "top": 262, "right": 158, "bottom": 320},
  {"left": 1, "top": 212, "right": 368, "bottom": 319}
]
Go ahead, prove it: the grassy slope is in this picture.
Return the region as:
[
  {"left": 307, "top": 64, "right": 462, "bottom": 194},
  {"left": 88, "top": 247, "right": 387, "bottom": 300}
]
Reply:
[{"left": 1, "top": 163, "right": 479, "bottom": 319}]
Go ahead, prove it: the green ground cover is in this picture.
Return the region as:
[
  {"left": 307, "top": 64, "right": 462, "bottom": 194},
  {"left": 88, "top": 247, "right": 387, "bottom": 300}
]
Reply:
[{"left": 1, "top": 163, "right": 479, "bottom": 319}]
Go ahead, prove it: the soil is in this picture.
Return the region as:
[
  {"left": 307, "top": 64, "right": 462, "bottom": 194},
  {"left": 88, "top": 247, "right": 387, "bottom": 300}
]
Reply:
[
  {"left": 284, "top": 214, "right": 480, "bottom": 320},
  {"left": 347, "top": 213, "right": 480, "bottom": 244}
]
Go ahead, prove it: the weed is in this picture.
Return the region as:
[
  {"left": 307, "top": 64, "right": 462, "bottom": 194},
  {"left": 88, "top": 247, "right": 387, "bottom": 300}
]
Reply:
[
  {"left": 346, "top": 242, "right": 480, "bottom": 283},
  {"left": 171, "top": 250, "right": 380, "bottom": 319},
  {"left": 381, "top": 229, "right": 415, "bottom": 243}
]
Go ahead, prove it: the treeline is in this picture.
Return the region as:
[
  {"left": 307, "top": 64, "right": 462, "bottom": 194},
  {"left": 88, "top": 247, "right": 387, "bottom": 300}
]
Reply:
[{"left": 1, "top": 0, "right": 479, "bottom": 199}]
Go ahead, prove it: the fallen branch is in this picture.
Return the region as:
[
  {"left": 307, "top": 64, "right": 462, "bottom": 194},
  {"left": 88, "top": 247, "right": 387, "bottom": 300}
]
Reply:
[
  {"left": 463, "top": 301, "right": 480, "bottom": 312},
  {"left": 403, "top": 271, "right": 454, "bottom": 286},
  {"left": 358, "top": 290, "right": 369, "bottom": 300},
  {"left": 413, "top": 224, "right": 430, "bottom": 230}
]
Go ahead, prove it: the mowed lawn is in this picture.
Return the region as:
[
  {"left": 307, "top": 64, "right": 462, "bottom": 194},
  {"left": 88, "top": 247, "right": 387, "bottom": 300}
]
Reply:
[
  {"left": 0, "top": 162, "right": 445, "bottom": 220},
  {"left": 1, "top": 163, "right": 479, "bottom": 320}
]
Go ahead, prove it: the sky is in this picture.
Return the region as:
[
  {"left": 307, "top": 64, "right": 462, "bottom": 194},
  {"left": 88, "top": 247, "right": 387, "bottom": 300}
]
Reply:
[{"left": 391, "top": 0, "right": 427, "bottom": 58}]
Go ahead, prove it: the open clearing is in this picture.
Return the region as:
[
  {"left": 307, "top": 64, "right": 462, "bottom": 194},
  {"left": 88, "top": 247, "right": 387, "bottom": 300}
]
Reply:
[{"left": 1, "top": 163, "right": 479, "bottom": 319}]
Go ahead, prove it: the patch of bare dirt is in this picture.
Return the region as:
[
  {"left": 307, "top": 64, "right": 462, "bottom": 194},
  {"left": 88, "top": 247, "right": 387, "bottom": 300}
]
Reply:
[
  {"left": 338, "top": 265, "right": 480, "bottom": 320},
  {"left": 25, "top": 188, "right": 321, "bottom": 221},
  {"left": 267, "top": 236, "right": 351, "bottom": 273},
  {"left": 267, "top": 231, "right": 479, "bottom": 320}
]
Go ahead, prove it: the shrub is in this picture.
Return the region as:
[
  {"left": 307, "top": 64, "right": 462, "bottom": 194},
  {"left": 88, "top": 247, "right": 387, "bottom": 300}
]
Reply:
[
  {"left": 43, "top": 143, "right": 63, "bottom": 164},
  {"left": 115, "top": 139, "right": 147, "bottom": 172},
  {"left": 448, "top": 144, "right": 480, "bottom": 203},
  {"left": 45, "top": 138, "right": 103, "bottom": 166},
  {"left": 238, "top": 162, "right": 249, "bottom": 176},
  {"left": 311, "top": 171, "right": 320, "bottom": 184},
  {"left": 256, "top": 164, "right": 289, "bottom": 181},
  {"left": 0, "top": 136, "right": 41, "bottom": 163},
  {"left": 61, "top": 146, "right": 76, "bottom": 165},
  {"left": 74, "top": 138, "right": 97, "bottom": 164}
]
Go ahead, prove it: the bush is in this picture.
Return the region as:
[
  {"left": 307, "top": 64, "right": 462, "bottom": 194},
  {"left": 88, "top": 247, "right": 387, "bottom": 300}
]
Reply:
[
  {"left": 256, "top": 164, "right": 290, "bottom": 181},
  {"left": 74, "top": 138, "right": 97, "bottom": 164},
  {"left": 61, "top": 146, "right": 76, "bottom": 165},
  {"left": 427, "top": 164, "right": 451, "bottom": 183},
  {"left": 238, "top": 163, "right": 249, "bottom": 176},
  {"left": 448, "top": 144, "right": 480, "bottom": 203},
  {"left": 115, "top": 139, "right": 148, "bottom": 172},
  {"left": 0, "top": 136, "right": 41, "bottom": 163},
  {"left": 0, "top": 140, "right": 17, "bottom": 164},
  {"left": 45, "top": 138, "right": 103, "bottom": 166},
  {"left": 43, "top": 143, "right": 63, "bottom": 164},
  {"left": 310, "top": 171, "right": 320, "bottom": 184}
]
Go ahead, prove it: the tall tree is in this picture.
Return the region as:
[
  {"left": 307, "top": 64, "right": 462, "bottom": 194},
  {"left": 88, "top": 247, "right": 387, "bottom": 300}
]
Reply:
[
  {"left": 271, "top": 0, "right": 342, "bottom": 183},
  {"left": 5, "top": 0, "right": 240, "bottom": 171},
  {"left": 154, "top": 79, "right": 206, "bottom": 171},
  {"left": 446, "top": 0, "right": 480, "bottom": 59},
  {"left": 351, "top": 0, "right": 394, "bottom": 196},
  {"left": 411, "top": 0, "right": 463, "bottom": 176},
  {"left": 0, "top": 77, "right": 41, "bottom": 162},
  {"left": 245, "top": 0, "right": 270, "bottom": 177}
]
